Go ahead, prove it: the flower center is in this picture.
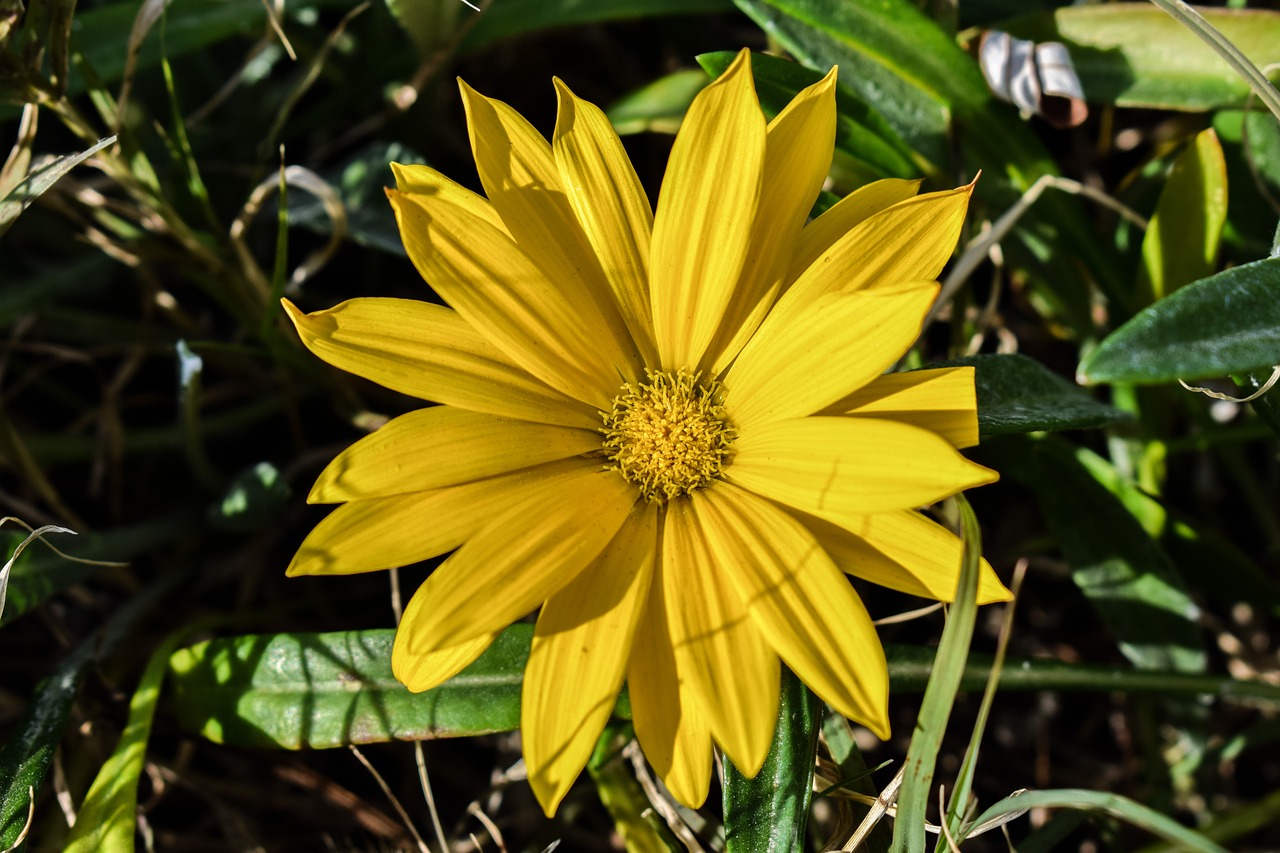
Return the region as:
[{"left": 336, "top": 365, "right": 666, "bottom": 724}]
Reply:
[{"left": 600, "top": 369, "right": 735, "bottom": 503}]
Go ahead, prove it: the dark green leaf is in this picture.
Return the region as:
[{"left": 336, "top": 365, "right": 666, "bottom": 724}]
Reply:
[
  {"left": 732, "top": 0, "right": 953, "bottom": 166},
  {"left": 209, "top": 462, "right": 291, "bottom": 532},
  {"left": 461, "top": 0, "right": 734, "bottom": 52},
  {"left": 0, "top": 570, "right": 185, "bottom": 847},
  {"left": 994, "top": 437, "right": 1205, "bottom": 673},
  {"left": 934, "top": 354, "right": 1128, "bottom": 437},
  {"left": 697, "top": 50, "right": 920, "bottom": 180},
  {"left": 722, "top": 668, "right": 822, "bottom": 853},
  {"left": 167, "top": 626, "right": 532, "bottom": 749},
  {"left": 1078, "top": 257, "right": 1280, "bottom": 385},
  {"left": 1002, "top": 5, "right": 1280, "bottom": 112},
  {"left": 385, "top": 0, "right": 464, "bottom": 56}
]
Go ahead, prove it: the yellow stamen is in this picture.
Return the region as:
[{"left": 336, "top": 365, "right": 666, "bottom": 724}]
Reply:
[{"left": 600, "top": 370, "right": 735, "bottom": 503}]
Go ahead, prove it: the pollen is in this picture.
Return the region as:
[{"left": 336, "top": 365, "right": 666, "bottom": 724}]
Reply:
[{"left": 600, "top": 369, "right": 735, "bottom": 503}]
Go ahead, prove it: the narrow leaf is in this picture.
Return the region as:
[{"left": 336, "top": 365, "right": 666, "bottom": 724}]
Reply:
[
  {"left": 891, "top": 495, "right": 983, "bottom": 853},
  {"left": 935, "top": 354, "right": 1128, "bottom": 436},
  {"left": 64, "top": 629, "right": 190, "bottom": 853},
  {"left": 1138, "top": 128, "right": 1228, "bottom": 303},
  {"left": 0, "top": 135, "right": 115, "bottom": 238}
]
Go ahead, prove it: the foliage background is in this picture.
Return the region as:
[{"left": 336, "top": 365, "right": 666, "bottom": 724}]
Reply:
[{"left": 3, "top": 0, "right": 1280, "bottom": 850}]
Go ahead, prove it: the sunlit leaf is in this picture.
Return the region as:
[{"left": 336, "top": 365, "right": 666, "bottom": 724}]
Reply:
[
  {"left": 1079, "top": 257, "right": 1280, "bottom": 384},
  {"left": 1138, "top": 128, "right": 1228, "bottom": 303}
]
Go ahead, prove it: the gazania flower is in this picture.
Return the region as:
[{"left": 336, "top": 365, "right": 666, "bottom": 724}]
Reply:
[{"left": 282, "top": 49, "right": 1010, "bottom": 815}]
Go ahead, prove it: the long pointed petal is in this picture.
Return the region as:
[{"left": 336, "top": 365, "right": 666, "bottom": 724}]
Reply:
[
  {"left": 724, "top": 284, "right": 938, "bottom": 430},
  {"left": 650, "top": 49, "right": 765, "bottom": 370},
  {"left": 767, "top": 183, "right": 972, "bottom": 332},
  {"left": 287, "top": 459, "right": 596, "bottom": 576},
  {"left": 663, "top": 499, "right": 779, "bottom": 775},
  {"left": 726, "top": 416, "right": 998, "bottom": 515},
  {"left": 708, "top": 68, "right": 838, "bottom": 372},
  {"left": 282, "top": 298, "right": 599, "bottom": 430},
  {"left": 308, "top": 406, "right": 599, "bottom": 504},
  {"left": 458, "top": 82, "right": 642, "bottom": 381},
  {"left": 627, "top": 550, "right": 713, "bottom": 809},
  {"left": 692, "top": 484, "right": 890, "bottom": 736},
  {"left": 393, "top": 631, "right": 497, "bottom": 694},
  {"left": 800, "top": 507, "right": 1011, "bottom": 604},
  {"left": 552, "top": 79, "right": 658, "bottom": 365},
  {"left": 786, "top": 178, "right": 922, "bottom": 284},
  {"left": 524, "top": 503, "right": 657, "bottom": 815},
  {"left": 394, "top": 471, "right": 637, "bottom": 653},
  {"left": 389, "top": 186, "right": 620, "bottom": 408},
  {"left": 827, "top": 367, "right": 979, "bottom": 449},
  {"left": 390, "top": 162, "right": 506, "bottom": 233}
]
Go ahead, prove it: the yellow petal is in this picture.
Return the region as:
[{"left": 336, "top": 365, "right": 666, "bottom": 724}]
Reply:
[
  {"left": 395, "top": 471, "right": 637, "bottom": 653},
  {"left": 308, "top": 406, "right": 600, "bottom": 504},
  {"left": 708, "top": 67, "right": 838, "bottom": 372},
  {"left": 801, "top": 507, "right": 1012, "bottom": 604},
  {"left": 390, "top": 162, "right": 507, "bottom": 234},
  {"left": 552, "top": 79, "right": 659, "bottom": 366},
  {"left": 830, "top": 367, "right": 979, "bottom": 449},
  {"left": 388, "top": 187, "right": 620, "bottom": 408},
  {"left": 393, "top": 630, "right": 497, "bottom": 694},
  {"left": 524, "top": 503, "right": 658, "bottom": 816},
  {"left": 282, "top": 298, "right": 599, "bottom": 430},
  {"left": 726, "top": 416, "right": 999, "bottom": 515},
  {"left": 458, "top": 82, "right": 642, "bottom": 381},
  {"left": 724, "top": 284, "right": 938, "bottom": 430},
  {"left": 786, "top": 178, "right": 922, "bottom": 284},
  {"left": 287, "top": 459, "right": 596, "bottom": 576},
  {"left": 650, "top": 48, "right": 766, "bottom": 371},
  {"left": 692, "top": 484, "right": 889, "bottom": 736},
  {"left": 767, "top": 183, "right": 973, "bottom": 332},
  {"left": 662, "top": 499, "right": 779, "bottom": 775},
  {"left": 627, "top": 559, "right": 713, "bottom": 809}
]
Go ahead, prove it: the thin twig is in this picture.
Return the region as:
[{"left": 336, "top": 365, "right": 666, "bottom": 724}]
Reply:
[{"left": 349, "top": 745, "right": 431, "bottom": 853}]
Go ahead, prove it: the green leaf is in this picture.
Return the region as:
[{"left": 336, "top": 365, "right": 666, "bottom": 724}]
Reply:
[
  {"left": 732, "top": 0, "right": 954, "bottom": 167},
  {"left": 1213, "top": 109, "right": 1280, "bottom": 255},
  {"left": 460, "top": 0, "right": 734, "bottom": 52},
  {"left": 722, "top": 668, "right": 822, "bottom": 853},
  {"left": 607, "top": 69, "right": 709, "bottom": 136},
  {"left": 697, "top": 50, "right": 921, "bottom": 180},
  {"left": 1003, "top": 5, "right": 1280, "bottom": 112},
  {"left": 64, "top": 629, "right": 190, "bottom": 853},
  {"left": 1139, "top": 128, "right": 1228, "bottom": 304},
  {"left": 167, "top": 626, "right": 532, "bottom": 749},
  {"left": 1079, "top": 257, "right": 1280, "bottom": 384},
  {"left": 891, "top": 495, "right": 983, "bottom": 853},
  {"left": 935, "top": 353, "right": 1129, "bottom": 437},
  {"left": 0, "top": 135, "right": 115, "bottom": 239},
  {"left": 0, "top": 571, "right": 185, "bottom": 848},
  {"left": 209, "top": 462, "right": 291, "bottom": 532},
  {"left": 994, "top": 437, "right": 1205, "bottom": 673},
  {"left": 385, "top": 0, "right": 464, "bottom": 56},
  {"left": 969, "top": 789, "right": 1228, "bottom": 853}
]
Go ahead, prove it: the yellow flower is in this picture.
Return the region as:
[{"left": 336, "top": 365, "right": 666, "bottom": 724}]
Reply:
[{"left": 282, "top": 49, "right": 1009, "bottom": 816}]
